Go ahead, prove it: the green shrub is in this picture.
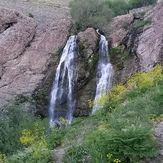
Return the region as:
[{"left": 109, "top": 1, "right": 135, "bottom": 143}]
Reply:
[
  {"left": 46, "top": 126, "right": 66, "bottom": 149},
  {"left": 128, "top": 0, "right": 156, "bottom": 9},
  {"left": 70, "top": 0, "right": 113, "bottom": 31},
  {"left": 63, "top": 65, "right": 162, "bottom": 162},
  {"left": 106, "top": 0, "right": 156, "bottom": 16},
  {"left": 107, "top": 126, "right": 159, "bottom": 162},
  {"left": 129, "top": 20, "right": 152, "bottom": 30},
  {"left": 127, "top": 65, "right": 162, "bottom": 94},
  {"left": 7, "top": 146, "right": 55, "bottom": 163},
  {"left": 83, "top": 130, "right": 109, "bottom": 163},
  {"left": 106, "top": 0, "right": 129, "bottom": 16},
  {"left": 0, "top": 104, "right": 36, "bottom": 155}
]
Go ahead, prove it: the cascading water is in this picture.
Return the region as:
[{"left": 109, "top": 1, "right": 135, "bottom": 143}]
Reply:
[
  {"left": 92, "top": 33, "right": 113, "bottom": 113},
  {"left": 49, "top": 36, "right": 78, "bottom": 127}
]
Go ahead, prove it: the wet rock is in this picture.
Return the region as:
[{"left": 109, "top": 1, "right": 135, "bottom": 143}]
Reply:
[
  {"left": 75, "top": 28, "right": 99, "bottom": 116},
  {"left": 77, "top": 28, "right": 99, "bottom": 58}
]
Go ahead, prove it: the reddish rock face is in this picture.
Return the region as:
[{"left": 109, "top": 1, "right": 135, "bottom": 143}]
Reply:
[
  {"left": 136, "top": 5, "right": 163, "bottom": 71},
  {"left": 0, "top": 7, "right": 71, "bottom": 108},
  {"left": 109, "top": 14, "right": 134, "bottom": 48},
  {"left": 77, "top": 28, "right": 99, "bottom": 58}
]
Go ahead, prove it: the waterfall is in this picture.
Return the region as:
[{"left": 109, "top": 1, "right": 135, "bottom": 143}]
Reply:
[
  {"left": 92, "top": 34, "right": 113, "bottom": 113},
  {"left": 49, "top": 36, "right": 78, "bottom": 127}
]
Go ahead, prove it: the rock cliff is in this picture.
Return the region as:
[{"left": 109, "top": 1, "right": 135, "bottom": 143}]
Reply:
[
  {"left": 109, "top": 3, "right": 163, "bottom": 83},
  {"left": 2, "top": 1, "right": 163, "bottom": 118},
  {"left": 0, "top": 6, "right": 71, "bottom": 111}
]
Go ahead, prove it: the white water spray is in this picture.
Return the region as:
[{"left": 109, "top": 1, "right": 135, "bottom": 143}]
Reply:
[
  {"left": 49, "top": 36, "right": 78, "bottom": 126},
  {"left": 92, "top": 33, "right": 113, "bottom": 113}
]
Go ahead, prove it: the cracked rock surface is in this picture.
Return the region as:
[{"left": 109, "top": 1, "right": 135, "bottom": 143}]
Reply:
[{"left": 0, "top": 6, "right": 71, "bottom": 108}]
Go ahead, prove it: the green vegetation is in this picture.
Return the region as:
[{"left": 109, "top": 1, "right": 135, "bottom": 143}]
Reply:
[
  {"left": 129, "top": 19, "right": 152, "bottom": 29},
  {"left": 110, "top": 45, "right": 130, "bottom": 70},
  {"left": 70, "top": 0, "right": 156, "bottom": 31},
  {"left": 0, "top": 102, "right": 61, "bottom": 162},
  {"left": 63, "top": 65, "right": 162, "bottom": 162},
  {"left": 1, "top": 65, "right": 163, "bottom": 162},
  {"left": 52, "top": 45, "right": 64, "bottom": 57},
  {"left": 28, "top": 13, "right": 34, "bottom": 18},
  {"left": 70, "top": 0, "right": 113, "bottom": 31}
]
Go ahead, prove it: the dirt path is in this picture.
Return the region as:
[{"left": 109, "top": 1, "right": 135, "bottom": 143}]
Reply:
[{"left": 54, "top": 147, "right": 66, "bottom": 163}]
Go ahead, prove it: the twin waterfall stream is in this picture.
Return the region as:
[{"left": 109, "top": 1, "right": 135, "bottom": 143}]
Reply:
[{"left": 49, "top": 33, "right": 113, "bottom": 127}]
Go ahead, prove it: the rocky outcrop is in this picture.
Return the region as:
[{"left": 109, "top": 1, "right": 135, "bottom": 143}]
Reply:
[
  {"left": 124, "top": 4, "right": 163, "bottom": 72},
  {"left": 109, "top": 14, "right": 134, "bottom": 48},
  {"left": 0, "top": 6, "right": 71, "bottom": 110},
  {"left": 78, "top": 28, "right": 99, "bottom": 58},
  {"left": 75, "top": 28, "right": 99, "bottom": 116},
  {"left": 109, "top": 3, "right": 163, "bottom": 83},
  {"left": 154, "top": 122, "right": 163, "bottom": 163}
]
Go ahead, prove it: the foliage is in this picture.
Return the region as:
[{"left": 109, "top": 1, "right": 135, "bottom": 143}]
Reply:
[
  {"left": 129, "top": 19, "right": 152, "bottom": 29},
  {"left": 106, "top": 0, "right": 129, "bottom": 16},
  {"left": 83, "top": 130, "right": 109, "bottom": 163},
  {"left": 46, "top": 126, "right": 66, "bottom": 149},
  {"left": 0, "top": 102, "right": 63, "bottom": 162},
  {"left": 97, "top": 83, "right": 127, "bottom": 112},
  {"left": 110, "top": 45, "right": 130, "bottom": 70},
  {"left": 7, "top": 119, "right": 56, "bottom": 162},
  {"left": 7, "top": 146, "right": 55, "bottom": 163},
  {"left": 0, "top": 103, "right": 36, "bottom": 155},
  {"left": 127, "top": 65, "right": 162, "bottom": 94},
  {"left": 2, "top": 65, "right": 163, "bottom": 162},
  {"left": 52, "top": 45, "right": 64, "bottom": 57},
  {"left": 63, "top": 65, "right": 163, "bottom": 162},
  {"left": 107, "top": 125, "right": 159, "bottom": 162},
  {"left": 128, "top": 0, "right": 156, "bottom": 9},
  {"left": 106, "top": 0, "right": 156, "bottom": 16},
  {"left": 70, "top": 0, "right": 113, "bottom": 31},
  {"left": 70, "top": 0, "right": 156, "bottom": 31}
]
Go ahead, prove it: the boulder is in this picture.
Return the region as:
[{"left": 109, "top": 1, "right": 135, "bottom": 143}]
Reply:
[
  {"left": 77, "top": 28, "right": 99, "bottom": 58},
  {"left": 75, "top": 28, "right": 99, "bottom": 116}
]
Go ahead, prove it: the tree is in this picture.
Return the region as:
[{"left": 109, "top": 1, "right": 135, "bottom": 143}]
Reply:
[{"left": 70, "top": 0, "right": 113, "bottom": 31}]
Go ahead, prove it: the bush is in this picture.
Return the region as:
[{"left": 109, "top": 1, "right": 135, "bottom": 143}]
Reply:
[
  {"left": 106, "top": 0, "right": 129, "bottom": 16},
  {"left": 70, "top": 0, "right": 113, "bottom": 31},
  {"left": 83, "top": 130, "right": 109, "bottom": 163},
  {"left": 63, "top": 65, "right": 162, "bottom": 162},
  {"left": 128, "top": 0, "right": 156, "bottom": 9},
  {"left": 0, "top": 104, "right": 36, "bottom": 155},
  {"left": 106, "top": 0, "right": 156, "bottom": 16},
  {"left": 127, "top": 65, "right": 162, "bottom": 95},
  {"left": 129, "top": 20, "right": 152, "bottom": 29},
  {"left": 107, "top": 126, "right": 159, "bottom": 162}
]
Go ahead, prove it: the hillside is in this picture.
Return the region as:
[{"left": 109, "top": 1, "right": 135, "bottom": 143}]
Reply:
[
  {"left": 1, "top": 0, "right": 163, "bottom": 163},
  {"left": 0, "top": 0, "right": 71, "bottom": 23}
]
